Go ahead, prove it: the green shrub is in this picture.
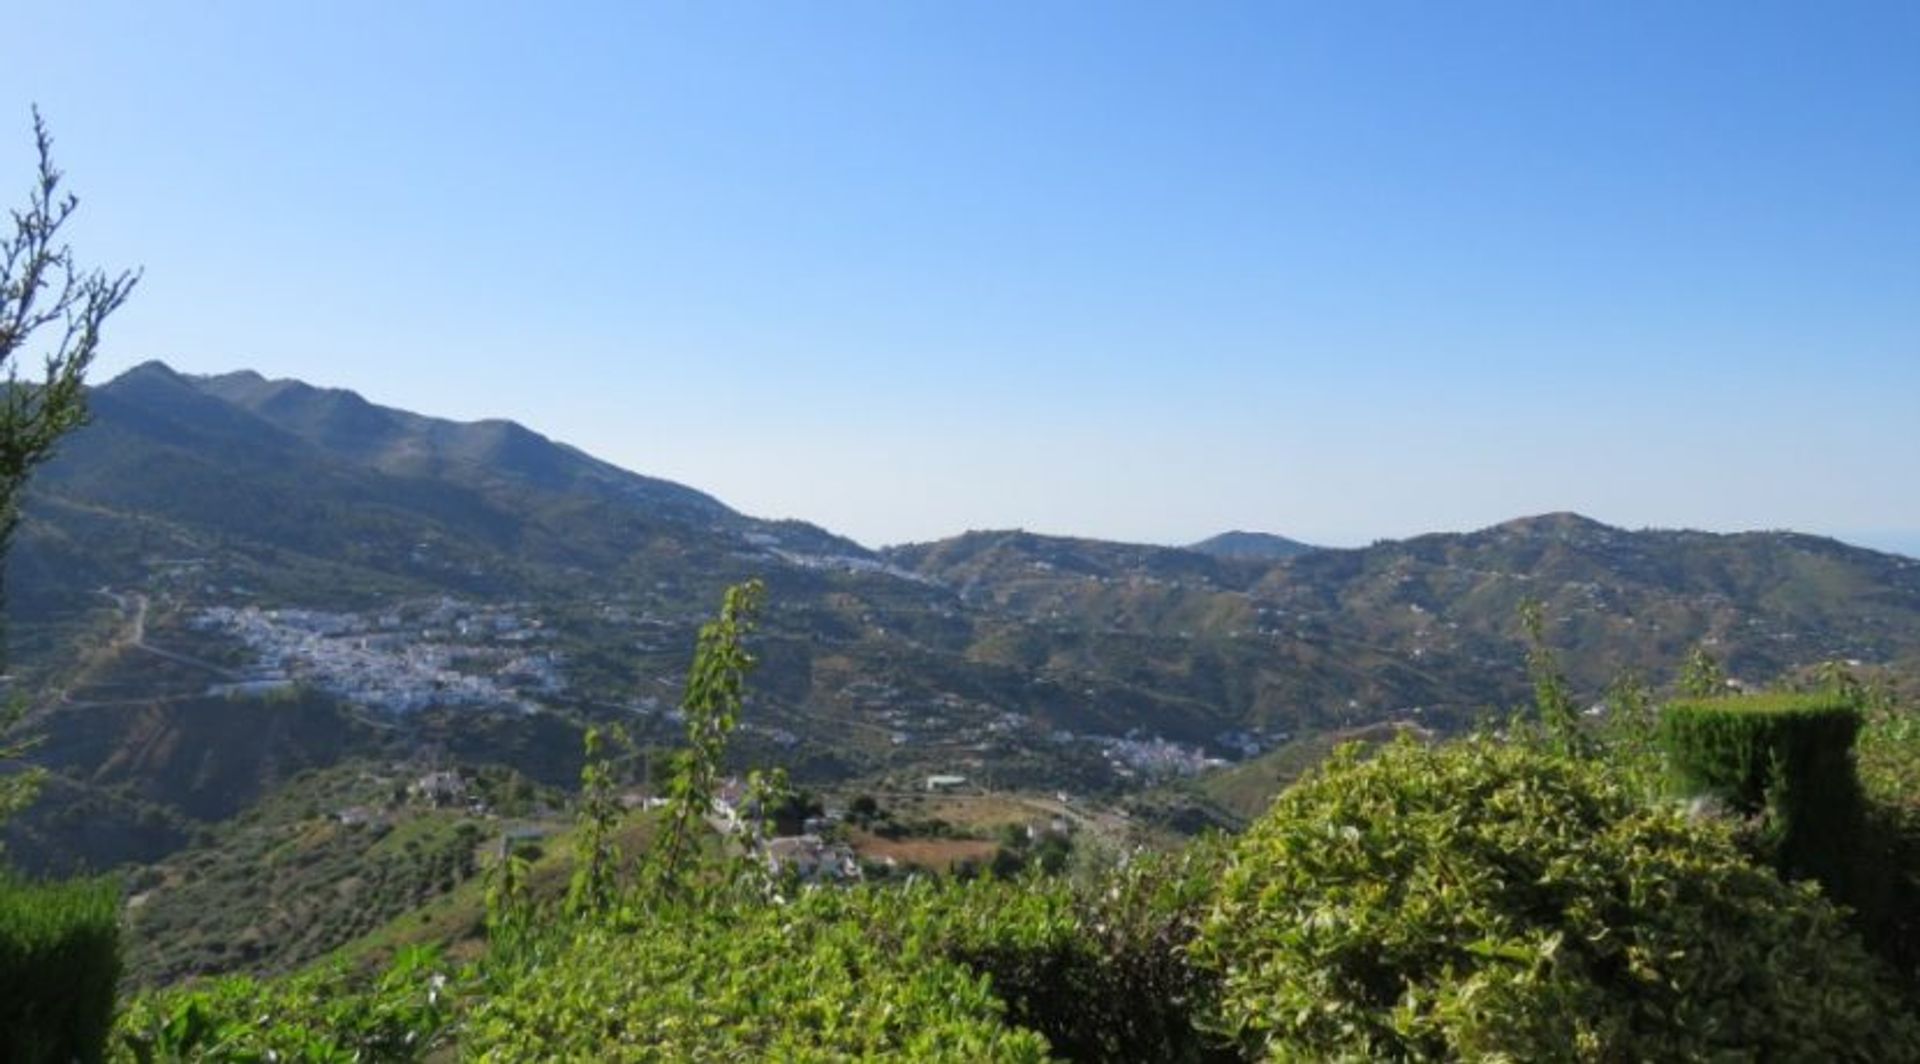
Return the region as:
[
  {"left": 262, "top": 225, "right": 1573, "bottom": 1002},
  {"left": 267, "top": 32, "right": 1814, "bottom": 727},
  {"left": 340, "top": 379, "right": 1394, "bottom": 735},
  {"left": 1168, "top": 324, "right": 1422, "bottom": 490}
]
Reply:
[
  {"left": 884, "top": 850, "right": 1235, "bottom": 1063},
  {"left": 464, "top": 889, "right": 1050, "bottom": 1061},
  {"left": 1858, "top": 698, "right": 1920, "bottom": 978},
  {"left": 0, "top": 875, "right": 122, "bottom": 1064},
  {"left": 1193, "top": 737, "right": 1917, "bottom": 1062},
  {"left": 114, "top": 944, "right": 461, "bottom": 1062},
  {"left": 1659, "top": 691, "right": 1864, "bottom": 890}
]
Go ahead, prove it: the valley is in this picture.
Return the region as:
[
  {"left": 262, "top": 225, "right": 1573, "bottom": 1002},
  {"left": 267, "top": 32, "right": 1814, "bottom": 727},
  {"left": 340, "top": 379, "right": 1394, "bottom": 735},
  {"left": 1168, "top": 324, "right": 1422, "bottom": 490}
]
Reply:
[{"left": 8, "top": 363, "right": 1920, "bottom": 988}]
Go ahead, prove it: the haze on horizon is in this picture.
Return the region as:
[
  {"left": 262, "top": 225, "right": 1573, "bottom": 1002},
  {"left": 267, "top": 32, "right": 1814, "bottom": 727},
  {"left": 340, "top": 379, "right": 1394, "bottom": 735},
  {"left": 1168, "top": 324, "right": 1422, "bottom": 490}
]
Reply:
[{"left": 4, "top": 3, "right": 1915, "bottom": 555}]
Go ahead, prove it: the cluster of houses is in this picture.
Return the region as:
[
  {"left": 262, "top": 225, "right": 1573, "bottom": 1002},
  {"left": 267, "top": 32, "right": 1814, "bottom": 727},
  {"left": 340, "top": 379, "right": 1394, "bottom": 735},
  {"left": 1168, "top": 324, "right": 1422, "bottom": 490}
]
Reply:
[
  {"left": 333, "top": 767, "right": 499, "bottom": 828},
  {"left": 1089, "top": 732, "right": 1228, "bottom": 779},
  {"left": 193, "top": 600, "right": 561, "bottom": 715},
  {"left": 707, "top": 778, "right": 863, "bottom": 885}
]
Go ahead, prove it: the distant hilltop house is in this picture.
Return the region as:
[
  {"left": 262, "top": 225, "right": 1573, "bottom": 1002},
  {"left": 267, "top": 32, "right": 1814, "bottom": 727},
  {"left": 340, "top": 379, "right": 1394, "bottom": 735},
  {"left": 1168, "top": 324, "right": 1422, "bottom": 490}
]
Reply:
[
  {"left": 925, "top": 774, "right": 969, "bottom": 792},
  {"left": 333, "top": 805, "right": 381, "bottom": 827},
  {"left": 763, "top": 835, "right": 860, "bottom": 883},
  {"left": 620, "top": 791, "right": 671, "bottom": 812},
  {"left": 1026, "top": 816, "right": 1072, "bottom": 841},
  {"left": 410, "top": 770, "right": 468, "bottom": 806}
]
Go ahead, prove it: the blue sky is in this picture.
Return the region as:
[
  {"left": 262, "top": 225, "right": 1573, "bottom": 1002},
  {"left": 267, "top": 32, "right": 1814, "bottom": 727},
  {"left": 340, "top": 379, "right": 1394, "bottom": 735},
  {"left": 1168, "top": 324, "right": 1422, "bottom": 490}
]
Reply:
[{"left": 4, "top": 3, "right": 1916, "bottom": 552}]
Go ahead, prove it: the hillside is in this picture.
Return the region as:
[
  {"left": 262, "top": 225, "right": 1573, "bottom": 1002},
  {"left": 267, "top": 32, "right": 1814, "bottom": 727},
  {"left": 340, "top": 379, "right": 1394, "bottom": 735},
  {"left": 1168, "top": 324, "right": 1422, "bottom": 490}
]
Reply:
[
  {"left": 11, "top": 365, "right": 1920, "bottom": 897},
  {"left": 895, "top": 513, "right": 1920, "bottom": 702}
]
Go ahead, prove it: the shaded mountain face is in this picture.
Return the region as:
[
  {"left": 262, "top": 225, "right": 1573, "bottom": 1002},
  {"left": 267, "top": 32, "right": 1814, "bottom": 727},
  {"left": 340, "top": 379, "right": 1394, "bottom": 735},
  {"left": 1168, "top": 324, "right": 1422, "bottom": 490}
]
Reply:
[
  {"left": 12, "top": 362, "right": 867, "bottom": 612},
  {"left": 191, "top": 369, "right": 737, "bottom": 525},
  {"left": 10, "top": 362, "right": 1920, "bottom": 878}
]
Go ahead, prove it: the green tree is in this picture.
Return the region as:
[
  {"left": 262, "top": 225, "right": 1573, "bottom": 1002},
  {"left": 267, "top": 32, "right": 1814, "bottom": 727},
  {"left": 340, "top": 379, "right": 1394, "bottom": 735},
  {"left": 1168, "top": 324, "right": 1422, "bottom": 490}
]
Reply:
[
  {"left": 1815, "top": 658, "right": 1865, "bottom": 705},
  {"left": 0, "top": 110, "right": 138, "bottom": 632},
  {"left": 565, "top": 722, "right": 633, "bottom": 918},
  {"left": 0, "top": 110, "right": 137, "bottom": 836},
  {"left": 1518, "top": 598, "right": 1585, "bottom": 755},
  {"left": 1679, "top": 643, "right": 1728, "bottom": 698},
  {"left": 648, "top": 579, "right": 762, "bottom": 895}
]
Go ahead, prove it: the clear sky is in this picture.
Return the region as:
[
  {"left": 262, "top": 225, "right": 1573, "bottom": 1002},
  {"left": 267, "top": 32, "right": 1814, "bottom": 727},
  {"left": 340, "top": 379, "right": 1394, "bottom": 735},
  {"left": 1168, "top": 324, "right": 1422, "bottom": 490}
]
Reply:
[{"left": 4, "top": 2, "right": 1916, "bottom": 553}]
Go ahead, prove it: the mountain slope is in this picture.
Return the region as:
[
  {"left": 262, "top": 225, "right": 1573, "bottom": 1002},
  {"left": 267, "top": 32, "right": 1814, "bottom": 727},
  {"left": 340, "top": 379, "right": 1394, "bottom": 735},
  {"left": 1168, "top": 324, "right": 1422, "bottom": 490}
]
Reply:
[
  {"left": 12, "top": 364, "right": 1920, "bottom": 909},
  {"left": 14, "top": 362, "right": 884, "bottom": 617},
  {"left": 1255, "top": 512, "right": 1920, "bottom": 689},
  {"left": 191, "top": 369, "right": 739, "bottom": 527}
]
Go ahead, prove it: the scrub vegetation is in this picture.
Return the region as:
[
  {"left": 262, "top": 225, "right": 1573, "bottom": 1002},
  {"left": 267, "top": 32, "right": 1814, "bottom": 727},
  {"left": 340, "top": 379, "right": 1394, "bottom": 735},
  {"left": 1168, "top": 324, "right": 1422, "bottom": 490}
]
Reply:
[{"left": 64, "top": 587, "right": 1920, "bottom": 1062}]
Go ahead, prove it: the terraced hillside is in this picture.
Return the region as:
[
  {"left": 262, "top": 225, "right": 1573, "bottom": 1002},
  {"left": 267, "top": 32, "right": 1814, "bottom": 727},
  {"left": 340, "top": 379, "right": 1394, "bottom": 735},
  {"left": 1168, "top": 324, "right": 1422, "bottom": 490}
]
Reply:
[{"left": 9, "top": 363, "right": 1920, "bottom": 890}]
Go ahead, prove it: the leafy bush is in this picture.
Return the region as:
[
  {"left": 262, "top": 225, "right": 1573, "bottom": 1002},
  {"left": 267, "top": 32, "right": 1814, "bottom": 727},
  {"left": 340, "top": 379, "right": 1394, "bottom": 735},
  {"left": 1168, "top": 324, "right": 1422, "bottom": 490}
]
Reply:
[
  {"left": 1858, "top": 694, "right": 1920, "bottom": 978},
  {"left": 464, "top": 888, "right": 1050, "bottom": 1061},
  {"left": 114, "top": 945, "right": 461, "bottom": 1062},
  {"left": 902, "top": 846, "right": 1237, "bottom": 1063},
  {"left": 1193, "top": 737, "right": 1918, "bottom": 1062},
  {"left": 0, "top": 875, "right": 121, "bottom": 1064},
  {"left": 1659, "top": 691, "right": 1864, "bottom": 890},
  {"left": 468, "top": 859, "right": 1233, "bottom": 1063}
]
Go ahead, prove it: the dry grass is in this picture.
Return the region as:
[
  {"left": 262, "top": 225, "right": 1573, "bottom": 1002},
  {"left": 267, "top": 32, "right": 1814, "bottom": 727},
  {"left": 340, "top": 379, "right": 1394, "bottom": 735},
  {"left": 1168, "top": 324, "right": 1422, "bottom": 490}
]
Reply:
[{"left": 848, "top": 831, "right": 998, "bottom": 871}]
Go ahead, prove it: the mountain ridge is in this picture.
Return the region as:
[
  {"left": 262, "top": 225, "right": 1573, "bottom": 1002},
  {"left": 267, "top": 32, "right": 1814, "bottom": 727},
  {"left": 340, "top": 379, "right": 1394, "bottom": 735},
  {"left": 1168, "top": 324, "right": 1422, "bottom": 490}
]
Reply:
[
  {"left": 11, "top": 361, "right": 1920, "bottom": 885},
  {"left": 186, "top": 366, "right": 744, "bottom": 529},
  {"left": 81, "top": 362, "right": 1913, "bottom": 567}
]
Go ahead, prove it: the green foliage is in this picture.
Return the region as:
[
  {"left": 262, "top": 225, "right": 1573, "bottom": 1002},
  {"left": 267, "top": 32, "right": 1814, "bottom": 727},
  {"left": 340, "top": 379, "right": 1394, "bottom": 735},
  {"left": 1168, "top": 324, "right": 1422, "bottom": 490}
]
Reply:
[
  {"left": 648, "top": 578, "right": 762, "bottom": 897},
  {"left": 0, "top": 109, "right": 138, "bottom": 667},
  {"left": 1518, "top": 598, "right": 1584, "bottom": 755},
  {"left": 1814, "top": 657, "right": 1869, "bottom": 705},
  {"left": 459, "top": 575, "right": 1228, "bottom": 1060},
  {"left": 1149, "top": 723, "right": 1408, "bottom": 833},
  {"left": 756, "top": 774, "right": 818, "bottom": 837},
  {"left": 1596, "top": 670, "right": 1661, "bottom": 795},
  {"left": 743, "top": 766, "right": 795, "bottom": 842},
  {"left": 1659, "top": 691, "right": 1865, "bottom": 891},
  {"left": 0, "top": 874, "right": 121, "bottom": 1064},
  {"left": 115, "top": 945, "right": 461, "bottom": 1062},
  {"left": 0, "top": 696, "right": 47, "bottom": 838},
  {"left": 121, "top": 767, "right": 489, "bottom": 986},
  {"left": 1193, "top": 736, "right": 1917, "bottom": 1062},
  {"left": 1860, "top": 679, "right": 1920, "bottom": 801},
  {"left": 1856, "top": 678, "right": 1920, "bottom": 978},
  {"left": 464, "top": 889, "right": 1050, "bottom": 1061},
  {"left": 565, "top": 722, "right": 631, "bottom": 918},
  {"left": 1679, "top": 643, "right": 1728, "bottom": 698},
  {"left": 912, "top": 848, "right": 1237, "bottom": 1062},
  {"left": 480, "top": 843, "right": 537, "bottom": 974},
  {"left": 82, "top": 578, "right": 1920, "bottom": 1060}
]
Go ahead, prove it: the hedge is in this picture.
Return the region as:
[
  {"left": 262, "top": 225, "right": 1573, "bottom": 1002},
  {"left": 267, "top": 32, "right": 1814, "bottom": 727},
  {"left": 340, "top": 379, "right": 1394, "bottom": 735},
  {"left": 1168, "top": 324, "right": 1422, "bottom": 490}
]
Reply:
[
  {"left": 1659, "top": 691, "right": 1863, "bottom": 890},
  {"left": 0, "top": 875, "right": 121, "bottom": 1064}
]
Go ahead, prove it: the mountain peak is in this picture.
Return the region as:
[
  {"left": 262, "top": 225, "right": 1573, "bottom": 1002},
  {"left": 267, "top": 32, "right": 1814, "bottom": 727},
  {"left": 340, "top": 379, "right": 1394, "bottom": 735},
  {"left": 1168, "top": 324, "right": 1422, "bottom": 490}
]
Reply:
[
  {"left": 124, "top": 365, "right": 752, "bottom": 528},
  {"left": 191, "top": 369, "right": 378, "bottom": 415},
  {"left": 1485, "top": 512, "right": 1615, "bottom": 538},
  {"left": 98, "top": 360, "right": 236, "bottom": 412},
  {"left": 109, "top": 359, "right": 188, "bottom": 386},
  {"left": 1188, "top": 530, "right": 1316, "bottom": 561}
]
